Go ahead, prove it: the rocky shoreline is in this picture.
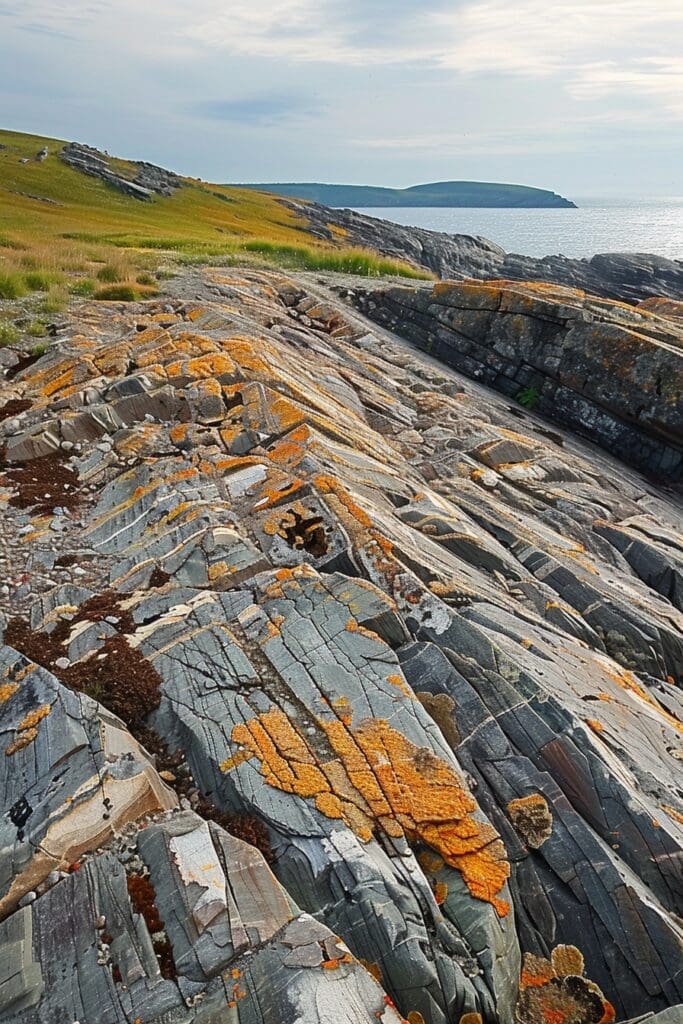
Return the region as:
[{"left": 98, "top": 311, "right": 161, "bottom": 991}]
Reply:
[
  {"left": 0, "top": 267, "right": 681, "bottom": 1024},
  {"left": 289, "top": 199, "right": 683, "bottom": 305}
]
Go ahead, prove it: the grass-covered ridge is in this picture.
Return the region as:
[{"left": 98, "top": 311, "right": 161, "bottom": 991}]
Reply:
[{"left": 0, "top": 129, "right": 431, "bottom": 294}]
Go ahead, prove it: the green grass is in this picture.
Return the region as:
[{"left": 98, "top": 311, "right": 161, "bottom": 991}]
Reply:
[
  {"left": 96, "top": 264, "right": 123, "bottom": 283},
  {"left": 0, "top": 273, "right": 27, "bottom": 299},
  {"left": 26, "top": 320, "right": 47, "bottom": 337},
  {"left": 0, "top": 321, "right": 19, "bottom": 345},
  {"left": 69, "top": 278, "right": 96, "bottom": 297},
  {"left": 94, "top": 284, "right": 139, "bottom": 301},
  {"left": 242, "top": 240, "right": 430, "bottom": 278},
  {"left": 24, "top": 270, "right": 61, "bottom": 291},
  {"left": 37, "top": 289, "right": 68, "bottom": 314},
  {"left": 30, "top": 341, "right": 49, "bottom": 356}
]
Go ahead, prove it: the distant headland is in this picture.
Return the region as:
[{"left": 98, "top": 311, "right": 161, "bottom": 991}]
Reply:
[{"left": 233, "top": 180, "right": 577, "bottom": 209}]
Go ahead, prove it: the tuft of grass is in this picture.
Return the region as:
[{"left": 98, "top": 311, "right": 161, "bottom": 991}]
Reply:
[
  {"left": 0, "top": 321, "right": 19, "bottom": 346},
  {"left": 0, "top": 273, "right": 27, "bottom": 300},
  {"left": 24, "top": 270, "right": 61, "bottom": 292},
  {"left": 135, "top": 272, "right": 156, "bottom": 286},
  {"left": 96, "top": 264, "right": 124, "bottom": 283},
  {"left": 69, "top": 278, "right": 96, "bottom": 297},
  {"left": 0, "top": 234, "right": 26, "bottom": 250},
  {"left": 38, "top": 288, "right": 68, "bottom": 314},
  {"left": 94, "top": 284, "right": 138, "bottom": 301},
  {"left": 241, "top": 240, "right": 430, "bottom": 278},
  {"left": 30, "top": 341, "right": 49, "bottom": 357},
  {"left": 27, "top": 320, "right": 47, "bottom": 337}
]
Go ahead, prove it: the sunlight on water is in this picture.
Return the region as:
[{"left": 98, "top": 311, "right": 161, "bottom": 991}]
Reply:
[{"left": 351, "top": 198, "right": 683, "bottom": 260}]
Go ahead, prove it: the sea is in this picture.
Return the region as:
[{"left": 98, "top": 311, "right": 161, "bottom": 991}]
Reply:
[{"left": 350, "top": 196, "right": 683, "bottom": 261}]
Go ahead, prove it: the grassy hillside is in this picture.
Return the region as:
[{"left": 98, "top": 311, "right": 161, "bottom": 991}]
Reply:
[{"left": 0, "top": 129, "right": 429, "bottom": 305}]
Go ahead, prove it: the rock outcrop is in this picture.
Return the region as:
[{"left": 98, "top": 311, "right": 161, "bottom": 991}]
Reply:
[
  {"left": 60, "top": 142, "right": 183, "bottom": 200},
  {"left": 0, "top": 268, "right": 681, "bottom": 1024},
  {"left": 344, "top": 278, "right": 683, "bottom": 480},
  {"left": 289, "top": 200, "right": 683, "bottom": 305}
]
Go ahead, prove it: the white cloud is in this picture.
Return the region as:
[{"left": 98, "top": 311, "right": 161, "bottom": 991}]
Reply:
[{"left": 183, "top": 0, "right": 683, "bottom": 118}]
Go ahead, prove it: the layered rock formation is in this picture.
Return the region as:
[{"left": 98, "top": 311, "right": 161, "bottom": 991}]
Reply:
[
  {"left": 290, "top": 200, "right": 683, "bottom": 305},
  {"left": 60, "top": 142, "right": 184, "bottom": 200},
  {"left": 0, "top": 268, "right": 681, "bottom": 1024},
  {"left": 343, "top": 278, "right": 683, "bottom": 479}
]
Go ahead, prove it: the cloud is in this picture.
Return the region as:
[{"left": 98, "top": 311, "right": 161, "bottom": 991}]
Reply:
[
  {"left": 192, "top": 94, "right": 322, "bottom": 124},
  {"left": 183, "top": 0, "right": 683, "bottom": 117}
]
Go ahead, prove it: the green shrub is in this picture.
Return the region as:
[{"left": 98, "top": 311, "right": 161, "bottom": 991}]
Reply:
[
  {"left": 94, "top": 284, "right": 137, "bottom": 301},
  {"left": 516, "top": 385, "right": 542, "bottom": 410},
  {"left": 96, "top": 264, "right": 123, "bottom": 283},
  {"left": 0, "top": 321, "right": 19, "bottom": 346},
  {"left": 69, "top": 278, "right": 96, "bottom": 297},
  {"left": 0, "top": 273, "right": 27, "bottom": 299},
  {"left": 30, "top": 342, "right": 49, "bottom": 357},
  {"left": 27, "top": 320, "right": 47, "bottom": 337}
]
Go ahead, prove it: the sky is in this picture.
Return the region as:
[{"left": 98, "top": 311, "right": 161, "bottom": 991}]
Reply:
[{"left": 1, "top": 0, "right": 682, "bottom": 198}]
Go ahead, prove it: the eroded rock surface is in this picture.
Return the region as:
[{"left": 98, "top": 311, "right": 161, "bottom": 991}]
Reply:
[
  {"left": 345, "top": 278, "right": 683, "bottom": 479},
  {"left": 0, "top": 268, "right": 681, "bottom": 1024}
]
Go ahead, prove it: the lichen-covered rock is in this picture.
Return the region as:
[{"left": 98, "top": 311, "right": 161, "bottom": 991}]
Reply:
[
  {"left": 0, "top": 267, "right": 681, "bottom": 1023},
  {"left": 346, "top": 278, "right": 683, "bottom": 479}
]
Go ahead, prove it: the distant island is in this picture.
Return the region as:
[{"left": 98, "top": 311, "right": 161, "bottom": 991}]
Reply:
[{"left": 234, "top": 180, "right": 577, "bottom": 209}]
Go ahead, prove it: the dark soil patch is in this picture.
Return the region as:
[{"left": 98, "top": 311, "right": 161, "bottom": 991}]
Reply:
[
  {"left": 0, "top": 452, "right": 81, "bottom": 514},
  {"left": 5, "top": 352, "right": 42, "bottom": 381},
  {"left": 0, "top": 398, "right": 32, "bottom": 422}
]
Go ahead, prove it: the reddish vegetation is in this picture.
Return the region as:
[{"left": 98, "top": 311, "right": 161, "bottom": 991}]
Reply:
[
  {"left": 0, "top": 451, "right": 81, "bottom": 513},
  {"left": 5, "top": 617, "right": 161, "bottom": 729},
  {"left": 149, "top": 566, "right": 171, "bottom": 588},
  {"left": 126, "top": 873, "right": 177, "bottom": 980}
]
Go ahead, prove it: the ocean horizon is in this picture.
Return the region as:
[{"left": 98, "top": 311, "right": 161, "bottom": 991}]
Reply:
[{"left": 350, "top": 195, "right": 683, "bottom": 260}]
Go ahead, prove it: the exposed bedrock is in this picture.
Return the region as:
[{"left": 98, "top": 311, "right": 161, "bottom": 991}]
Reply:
[
  {"left": 290, "top": 200, "right": 683, "bottom": 305},
  {"left": 343, "top": 278, "right": 683, "bottom": 480},
  {"left": 0, "top": 268, "right": 681, "bottom": 1024}
]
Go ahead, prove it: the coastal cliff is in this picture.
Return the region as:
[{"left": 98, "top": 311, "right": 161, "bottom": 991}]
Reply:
[{"left": 0, "top": 267, "right": 681, "bottom": 1024}]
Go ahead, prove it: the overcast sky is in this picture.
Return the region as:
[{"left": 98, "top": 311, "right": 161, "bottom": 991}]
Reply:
[{"left": 1, "top": 0, "right": 682, "bottom": 198}]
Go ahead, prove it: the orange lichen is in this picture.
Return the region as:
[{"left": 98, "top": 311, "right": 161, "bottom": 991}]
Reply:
[
  {"left": 228, "top": 708, "right": 510, "bottom": 915},
  {"left": 17, "top": 704, "right": 52, "bottom": 730},
  {"left": 433, "top": 881, "right": 449, "bottom": 905},
  {"left": 0, "top": 683, "right": 19, "bottom": 705},
  {"left": 314, "top": 474, "right": 374, "bottom": 529},
  {"left": 586, "top": 719, "right": 604, "bottom": 734},
  {"left": 5, "top": 727, "right": 39, "bottom": 755}
]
